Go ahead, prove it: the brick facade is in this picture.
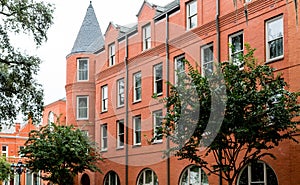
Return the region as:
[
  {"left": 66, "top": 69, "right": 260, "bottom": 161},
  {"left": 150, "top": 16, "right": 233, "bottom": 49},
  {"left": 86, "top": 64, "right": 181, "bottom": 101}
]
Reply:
[{"left": 61, "top": 0, "right": 300, "bottom": 184}]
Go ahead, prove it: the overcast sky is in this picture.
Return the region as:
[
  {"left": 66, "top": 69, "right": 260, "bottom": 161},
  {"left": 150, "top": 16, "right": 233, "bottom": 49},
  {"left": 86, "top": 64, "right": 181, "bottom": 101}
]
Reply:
[{"left": 25, "top": 0, "right": 174, "bottom": 105}]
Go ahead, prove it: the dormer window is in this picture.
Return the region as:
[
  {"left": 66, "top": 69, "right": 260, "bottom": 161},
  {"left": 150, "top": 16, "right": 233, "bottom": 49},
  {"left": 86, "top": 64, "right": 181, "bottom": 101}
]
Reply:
[
  {"left": 109, "top": 43, "right": 115, "bottom": 66},
  {"left": 142, "top": 24, "right": 151, "bottom": 50}
]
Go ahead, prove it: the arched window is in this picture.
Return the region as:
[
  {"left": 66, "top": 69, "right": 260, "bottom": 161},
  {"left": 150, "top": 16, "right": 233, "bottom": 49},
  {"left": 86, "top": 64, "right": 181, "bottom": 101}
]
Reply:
[
  {"left": 81, "top": 173, "right": 90, "bottom": 185},
  {"left": 179, "top": 165, "right": 209, "bottom": 185},
  {"left": 104, "top": 171, "right": 120, "bottom": 185},
  {"left": 238, "top": 161, "right": 278, "bottom": 185},
  {"left": 137, "top": 168, "right": 158, "bottom": 185}
]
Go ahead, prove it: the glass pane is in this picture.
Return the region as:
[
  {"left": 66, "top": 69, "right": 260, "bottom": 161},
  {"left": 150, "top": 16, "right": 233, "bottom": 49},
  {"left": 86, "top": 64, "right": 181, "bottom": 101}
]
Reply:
[
  {"left": 181, "top": 170, "right": 188, "bottom": 185},
  {"left": 190, "top": 16, "right": 197, "bottom": 28},
  {"left": 267, "top": 18, "right": 283, "bottom": 41},
  {"left": 189, "top": 1, "right": 197, "bottom": 16},
  {"left": 269, "top": 37, "right": 283, "bottom": 59},
  {"left": 145, "top": 170, "right": 152, "bottom": 183},
  {"left": 201, "top": 170, "right": 209, "bottom": 185},
  {"left": 251, "top": 162, "right": 264, "bottom": 182},
  {"left": 155, "top": 65, "right": 162, "bottom": 80},
  {"left": 156, "top": 80, "right": 163, "bottom": 94},
  {"left": 189, "top": 166, "right": 200, "bottom": 184},
  {"left": 266, "top": 164, "right": 278, "bottom": 185},
  {"left": 238, "top": 167, "right": 248, "bottom": 185},
  {"left": 232, "top": 34, "right": 243, "bottom": 52}
]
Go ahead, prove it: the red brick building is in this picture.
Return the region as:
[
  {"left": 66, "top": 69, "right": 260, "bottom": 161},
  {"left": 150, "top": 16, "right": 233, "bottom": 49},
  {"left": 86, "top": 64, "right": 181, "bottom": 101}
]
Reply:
[{"left": 62, "top": 0, "right": 300, "bottom": 184}]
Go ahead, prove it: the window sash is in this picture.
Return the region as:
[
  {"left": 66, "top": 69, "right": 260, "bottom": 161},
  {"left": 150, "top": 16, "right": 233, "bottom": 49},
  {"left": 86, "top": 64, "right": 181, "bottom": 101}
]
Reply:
[
  {"left": 77, "top": 59, "right": 88, "bottom": 81},
  {"left": 102, "top": 86, "right": 108, "bottom": 112},
  {"left": 117, "top": 120, "right": 124, "bottom": 148},
  {"left": 201, "top": 44, "right": 214, "bottom": 76},
  {"left": 153, "top": 110, "right": 163, "bottom": 141},
  {"left": 154, "top": 64, "right": 163, "bottom": 95},
  {"left": 266, "top": 16, "right": 283, "bottom": 61},
  {"left": 229, "top": 32, "right": 244, "bottom": 69},
  {"left": 143, "top": 25, "right": 151, "bottom": 50},
  {"left": 77, "top": 96, "right": 88, "bottom": 119},
  {"left": 175, "top": 56, "right": 185, "bottom": 84},
  {"left": 134, "top": 116, "right": 141, "bottom": 145},
  {"left": 187, "top": 1, "right": 197, "bottom": 29},
  {"left": 134, "top": 72, "right": 142, "bottom": 102},
  {"left": 117, "top": 79, "right": 125, "bottom": 107},
  {"left": 109, "top": 44, "right": 115, "bottom": 66},
  {"left": 101, "top": 124, "right": 108, "bottom": 150}
]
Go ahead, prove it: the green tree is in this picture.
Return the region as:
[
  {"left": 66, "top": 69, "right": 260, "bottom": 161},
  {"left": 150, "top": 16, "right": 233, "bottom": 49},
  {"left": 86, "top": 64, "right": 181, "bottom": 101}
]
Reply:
[
  {"left": 20, "top": 124, "right": 102, "bottom": 185},
  {"left": 0, "top": 156, "right": 11, "bottom": 181},
  {"left": 157, "top": 45, "right": 300, "bottom": 185},
  {"left": 0, "top": 0, "right": 54, "bottom": 128}
]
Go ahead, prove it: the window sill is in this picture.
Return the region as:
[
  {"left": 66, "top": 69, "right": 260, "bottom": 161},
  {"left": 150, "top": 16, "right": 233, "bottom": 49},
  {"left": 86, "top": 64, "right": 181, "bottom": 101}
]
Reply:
[
  {"left": 152, "top": 140, "right": 163, "bottom": 144},
  {"left": 101, "top": 149, "right": 108, "bottom": 153},
  {"left": 116, "top": 147, "right": 124, "bottom": 151},
  {"left": 132, "top": 144, "right": 141, "bottom": 148},
  {"left": 265, "top": 55, "right": 284, "bottom": 64},
  {"left": 133, "top": 100, "right": 141, "bottom": 104},
  {"left": 117, "top": 105, "right": 124, "bottom": 109},
  {"left": 100, "top": 110, "right": 108, "bottom": 114},
  {"left": 76, "top": 118, "right": 89, "bottom": 121}
]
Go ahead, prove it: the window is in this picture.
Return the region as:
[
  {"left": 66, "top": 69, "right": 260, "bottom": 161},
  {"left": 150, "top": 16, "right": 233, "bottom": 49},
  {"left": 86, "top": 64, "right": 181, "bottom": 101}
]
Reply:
[
  {"left": 186, "top": 0, "right": 197, "bottom": 29},
  {"left": 109, "top": 43, "right": 115, "bottom": 66},
  {"left": 174, "top": 55, "right": 185, "bottom": 84},
  {"left": 133, "top": 72, "right": 142, "bottom": 102},
  {"left": 77, "top": 58, "right": 89, "bottom": 81},
  {"left": 238, "top": 161, "right": 278, "bottom": 185},
  {"left": 133, "top": 116, "right": 141, "bottom": 145},
  {"left": 180, "top": 165, "right": 209, "bottom": 185},
  {"left": 26, "top": 171, "right": 41, "bottom": 185},
  {"left": 101, "top": 124, "right": 108, "bottom": 151},
  {"left": 201, "top": 44, "right": 214, "bottom": 76},
  {"left": 1, "top": 145, "right": 8, "bottom": 157},
  {"left": 104, "top": 171, "right": 120, "bottom": 185},
  {"left": 47, "top": 111, "right": 55, "bottom": 124},
  {"left": 117, "top": 79, "right": 125, "bottom": 107},
  {"left": 19, "top": 146, "right": 24, "bottom": 157},
  {"left": 117, "top": 120, "right": 124, "bottom": 148},
  {"left": 153, "top": 110, "right": 163, "bottom": 142},
  {"left": 102, "top": 85, "right": 108, "bottom": 112},
  {"left": 77, "top": 96, "right": 88, "bottom": 120},
  {"left": 137, "top": 169, "right": 158, "bottom": 185},
  {"left": 143, "top": 24, "right": 151, "bottom": 50},
  {"left": 266, "top": 16, "right": 283, "bottom": 62},
  {"left": 153, "top": 63, "right": 163, "bottom": 95},
  {"left": 229, "top": 31, "right": 244, "bottom": 69}
]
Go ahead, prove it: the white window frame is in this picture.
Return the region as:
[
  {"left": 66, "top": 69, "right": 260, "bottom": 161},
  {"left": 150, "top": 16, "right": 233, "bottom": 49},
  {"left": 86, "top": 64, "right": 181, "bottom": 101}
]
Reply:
[
  {"left": 142, "top": 24, "right": 151, "bottom": 50},
  {"left": 104, "top": 171, "right": 120, "bottom": 185},
  {"left": 77, "top": 96, "right": 89, "bottom": 120},
  {"left": 229, "top": 31, "right": 244, "bottom": 69},
  {"left": 186, "top": 0, "right": 197, "bottom": 30},
  {"left": 1, "top": 145, "right": 8, "bottom": 157},
  {"left": 137, "top": 169, "right": 158, "bottom": 185},
  {"left": 133, "top": 116, "right": 141, "bottom": 145},
  {"left": 77, "top": 58, "right": 89, "bottom": 81},
  {"left": 101, "top": 85, "right": 108, "bottom": 112},
  {"left": 153, "top": 63, "right": 163, "bottom": 95},
  {"left": 133, "top": 72, "right": 142, "bottom": 102},
  {"left": 201, "top": 43, "right": 214, "bottom": 76},
  {"left": 26, "top": 171, "right": 41, "bottom": 185},
  {"left": 117, "top": 120, "right": 124, "bottom": 148},
  {"left": 117, "top": 78, "right": 125, "bottom": 107},
  {"left": 101, "top": 124, "right": 108, "bottom": 151},
  {"left": 153, "top": 110, "right": 163, "bottom": 143},
  {"left": 179, "top": 165, "right": 209, "bottom": 185},
  {"left": 174, "top": 55, "right": 185, "bottom": 84},
  {"left": 266, "top": 15, "right": 284, "bottom": 62},
  {"left": 237, "top": 161, "right": 278, "bottom": 185},
  {"left": 109, "top": 43, "right": 115, "bottom": 66}
]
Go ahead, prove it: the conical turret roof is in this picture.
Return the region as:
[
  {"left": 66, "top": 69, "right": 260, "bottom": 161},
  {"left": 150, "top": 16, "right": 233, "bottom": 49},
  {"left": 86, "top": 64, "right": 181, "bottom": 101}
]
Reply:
[{"left": 70, "top": 2, "right": 104, "bottom": 54}]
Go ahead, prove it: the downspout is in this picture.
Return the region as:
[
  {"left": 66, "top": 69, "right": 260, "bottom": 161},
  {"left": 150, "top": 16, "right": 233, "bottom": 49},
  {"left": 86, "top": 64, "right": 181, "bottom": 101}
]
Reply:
[
  {"left": 124, "top": 34, "right": 129, "bottom": 185},
  {"left": 165, "top": 13, "right": 170, "bottom": 185},
  {"left": 216, "top": 0, "right": 222, "bottom": 185}
]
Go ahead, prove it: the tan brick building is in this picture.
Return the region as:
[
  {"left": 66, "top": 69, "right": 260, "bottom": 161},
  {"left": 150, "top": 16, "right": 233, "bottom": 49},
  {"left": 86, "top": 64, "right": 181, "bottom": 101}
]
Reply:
[{"left": 44, "top": 0, "right": 300, "bottom": 184}]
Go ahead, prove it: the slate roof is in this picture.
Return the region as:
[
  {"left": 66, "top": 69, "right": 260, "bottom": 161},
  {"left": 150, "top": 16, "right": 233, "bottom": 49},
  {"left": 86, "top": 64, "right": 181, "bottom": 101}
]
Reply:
[{"left": 70, "top": 2, "right": 104, "bottom": 54}]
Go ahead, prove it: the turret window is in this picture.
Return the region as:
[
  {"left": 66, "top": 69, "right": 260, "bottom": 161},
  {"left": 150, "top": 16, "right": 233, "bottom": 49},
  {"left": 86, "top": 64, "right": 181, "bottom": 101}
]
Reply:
[{"left": 77, "top": 58, "right": 89, "bottom": 81}]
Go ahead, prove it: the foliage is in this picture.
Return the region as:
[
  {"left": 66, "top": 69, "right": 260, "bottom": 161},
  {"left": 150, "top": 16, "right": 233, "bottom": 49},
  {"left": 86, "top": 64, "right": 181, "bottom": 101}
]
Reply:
[
  {"left": 0, "top": 0, "right": 54, "bottom": 128},
  {"left": 0, "top": 156, "right": 11, "bottom": 181},
  {"left": 157, "top": 45, "right": 300, "bottom": 185},
  {"left": 20, "top": 123, "right": 102, "bottom": 185}
]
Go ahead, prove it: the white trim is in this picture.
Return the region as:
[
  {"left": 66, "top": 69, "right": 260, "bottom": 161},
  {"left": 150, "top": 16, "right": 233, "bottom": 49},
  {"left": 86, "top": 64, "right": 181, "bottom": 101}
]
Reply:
[
  {"left": 174, "top": 55, "right": 185, "bottom": 84},
  {"left": 101, "top": 124, "right": 108, "bottom": 151},
  {"left": 265, "top": 15, "right": 284, "bottom": 63},
  {"left": 153, "top": 63, "right": 163, "bottom": 95},
  {"left": 133, "top": 72, "right": 142, "bottom": 102},
  {"left": 186, "top": 0, "right": 197, "bottom": 30},
  {"left": 153, "top": 110, "right": 163, "bottom": 143},
  {"left": 77, "top": 58, "right": 89, "bottom": 81},
  {"left": 117, "top": 120, "right": 124, "bottom": 148},
  {"left": 117, "top": 78, "right": 125, "bottom": 107},
  {"left": 229, "top": 31, "right": 244, "bottom": 69},
  {"left": 109, "top": 43, "right": 115, "bottom": 66},
  {"left": 142, "top": 24, "right": 151, "bottom": 50},
  {"left": 133, "top": 116, "right": 141, "bottom": 145},
  {"left": 101, "top": 85, "right": 108, "bottom": 112},
  {"left": 76, "top": 96, "right": 89, "bottom": 120},
  {"left": 201, "top": 43, "right": 214, "bottom": 76}
]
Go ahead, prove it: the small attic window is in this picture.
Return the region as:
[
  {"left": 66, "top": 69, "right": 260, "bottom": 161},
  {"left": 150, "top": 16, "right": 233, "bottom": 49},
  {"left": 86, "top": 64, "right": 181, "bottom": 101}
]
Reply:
[
  {"left": 109, "top": 43, "right": 115, "bottom": 66},
  {"left": 142, "top": 24, "right": 151, "bottom": 50}
]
